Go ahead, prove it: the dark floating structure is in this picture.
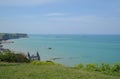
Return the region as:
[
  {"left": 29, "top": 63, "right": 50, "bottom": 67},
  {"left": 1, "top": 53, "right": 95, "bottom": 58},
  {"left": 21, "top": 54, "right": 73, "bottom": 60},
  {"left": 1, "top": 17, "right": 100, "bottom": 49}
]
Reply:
[
  {"left": 48, "top": 47, "right": 52, "bottom": 50},
  {"left": 51, "top": 57, "right": 63, "bottom": 60},
  {"left": 27, "top": 52, "right": 40, "bottom": 61}
]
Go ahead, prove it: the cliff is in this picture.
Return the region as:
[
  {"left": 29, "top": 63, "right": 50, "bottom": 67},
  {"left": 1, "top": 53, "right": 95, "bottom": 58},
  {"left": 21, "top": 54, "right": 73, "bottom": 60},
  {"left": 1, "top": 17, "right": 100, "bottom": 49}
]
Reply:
[{"left": 0, "top": 33, "right": 28, "bottom": 41}]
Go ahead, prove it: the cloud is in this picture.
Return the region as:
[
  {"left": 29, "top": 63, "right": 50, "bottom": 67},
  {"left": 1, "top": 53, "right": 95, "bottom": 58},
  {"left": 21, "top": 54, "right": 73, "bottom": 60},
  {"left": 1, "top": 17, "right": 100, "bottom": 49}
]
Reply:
[
  {"left": 0, "top": 0, "right": 58, "bottom": 6},
  {"left": 47, "top": 16, "right": 98, "bottom": 22},
  {"left": 45, "top": 13, "right": 66, "bottom": 17}
]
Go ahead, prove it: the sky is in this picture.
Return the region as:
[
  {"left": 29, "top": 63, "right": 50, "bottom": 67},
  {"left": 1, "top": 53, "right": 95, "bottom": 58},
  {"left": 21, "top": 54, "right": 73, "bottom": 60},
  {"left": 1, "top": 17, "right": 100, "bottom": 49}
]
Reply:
[{"left": 0, "top": 0, "right": 120, "bottom": 34}]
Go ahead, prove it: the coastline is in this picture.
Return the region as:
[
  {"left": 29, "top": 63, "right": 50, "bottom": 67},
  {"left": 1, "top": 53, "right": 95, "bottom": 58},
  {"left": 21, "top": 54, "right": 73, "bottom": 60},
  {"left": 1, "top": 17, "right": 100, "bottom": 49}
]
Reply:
[
  {"left": 0, "top": 33, "right": 28, "bottom": 53},
  {"left": 1, "top": 34, "right": 120, "bottom": 66}
]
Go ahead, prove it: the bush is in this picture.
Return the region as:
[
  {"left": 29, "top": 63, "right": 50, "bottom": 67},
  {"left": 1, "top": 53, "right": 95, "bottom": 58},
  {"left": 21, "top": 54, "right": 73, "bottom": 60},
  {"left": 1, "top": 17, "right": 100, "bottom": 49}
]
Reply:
[
  {"left": 0, "top": 51, "right": 30, "bottom": 63},
  {"left": 31, "top": 61, "right": 55, "bottom": 65},
  {"left": 75, "top": 63, "right": 120, "bottom": 76},
  {"left": 85, "top": 64, "right": 99, "bottom": 71},
  {"left": 75, "top": 63, "right": 84, "bottom": 69},
  {"left": 111, "top": 63, "right": 120, "bottom": 72},
  {"left": 14, "top": 53, "right": 30, "bottom": 63},
  {"left": 0, "top": 52, "right": 15, "bottom": 62},
  {"left": 100, "top": 63, "right": 111, "bottom": 71}
]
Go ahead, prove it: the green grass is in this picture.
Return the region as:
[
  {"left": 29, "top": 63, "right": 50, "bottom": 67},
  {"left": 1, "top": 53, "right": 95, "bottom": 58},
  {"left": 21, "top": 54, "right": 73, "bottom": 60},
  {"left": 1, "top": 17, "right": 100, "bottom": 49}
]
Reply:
[
  {"left": 0, "top": 63, "right": 120, "bottom": 79},
  {"left": 75, "top": 63, "right": 120, "bottom": 76}
]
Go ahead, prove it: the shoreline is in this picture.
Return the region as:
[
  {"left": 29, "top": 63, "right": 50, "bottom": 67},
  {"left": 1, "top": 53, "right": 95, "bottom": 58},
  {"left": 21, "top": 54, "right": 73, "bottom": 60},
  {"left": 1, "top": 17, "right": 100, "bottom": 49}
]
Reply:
[
  {"left": 0, "top": 33, "right": 28, "bottom": 53},
  {"left": 1, "top": 34, "right": 120, "bottom": 66}
]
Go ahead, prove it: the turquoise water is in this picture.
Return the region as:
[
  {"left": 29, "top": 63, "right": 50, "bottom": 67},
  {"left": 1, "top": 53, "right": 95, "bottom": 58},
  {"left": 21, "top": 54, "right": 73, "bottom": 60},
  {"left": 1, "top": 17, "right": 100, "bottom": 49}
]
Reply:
[{"left": 3, "top": 34, "right": 120, "bottom": 66}]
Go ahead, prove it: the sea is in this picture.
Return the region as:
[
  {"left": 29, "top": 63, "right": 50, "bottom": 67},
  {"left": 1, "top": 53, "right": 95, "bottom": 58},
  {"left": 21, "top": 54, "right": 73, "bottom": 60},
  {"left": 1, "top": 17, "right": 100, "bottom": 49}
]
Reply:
[{"left": 3, "top": 34, "right": 120, "bottom": 66}]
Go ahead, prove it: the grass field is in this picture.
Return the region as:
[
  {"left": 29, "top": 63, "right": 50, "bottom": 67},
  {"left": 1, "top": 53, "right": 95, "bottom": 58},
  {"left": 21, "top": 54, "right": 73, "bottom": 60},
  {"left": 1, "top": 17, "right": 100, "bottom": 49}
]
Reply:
[{"left": 0, "top": 63, "right": 120, "bottom": 79}]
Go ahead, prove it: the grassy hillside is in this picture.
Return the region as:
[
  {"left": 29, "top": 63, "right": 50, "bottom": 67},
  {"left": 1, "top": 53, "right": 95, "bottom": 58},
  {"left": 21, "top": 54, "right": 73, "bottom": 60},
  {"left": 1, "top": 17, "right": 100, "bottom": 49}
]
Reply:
[{"left": 0, "top": 63, "right": 120, "bottom": 79}]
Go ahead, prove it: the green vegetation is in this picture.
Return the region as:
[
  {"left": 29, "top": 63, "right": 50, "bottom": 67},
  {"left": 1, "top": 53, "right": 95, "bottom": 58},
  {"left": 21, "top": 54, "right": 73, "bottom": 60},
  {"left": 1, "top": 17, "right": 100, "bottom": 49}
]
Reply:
[
  {"left": 75, "top": 63, "right": 120, "bottom": 76},
  {"left": 0, "top": 51, "right": 120, "bottom": 79},
  {"left": 31, "top": 61, "right": 56, "bottom": 65},
  {"left": 0, "top": 33, "right": 28, "bottom": 41},
  {"left": 0, "top": 50, "right": 30, "bottom": 63},
  {"left": 0, "top": 63, "right": 120, "bottom": 79}
]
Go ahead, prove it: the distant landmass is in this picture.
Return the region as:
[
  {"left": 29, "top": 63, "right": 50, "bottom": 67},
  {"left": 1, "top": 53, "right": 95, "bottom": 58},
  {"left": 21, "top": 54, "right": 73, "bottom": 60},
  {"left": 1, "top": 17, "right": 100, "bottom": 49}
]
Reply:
[{"left": 0, "top": 33, "right": 28, "bottom": 41}]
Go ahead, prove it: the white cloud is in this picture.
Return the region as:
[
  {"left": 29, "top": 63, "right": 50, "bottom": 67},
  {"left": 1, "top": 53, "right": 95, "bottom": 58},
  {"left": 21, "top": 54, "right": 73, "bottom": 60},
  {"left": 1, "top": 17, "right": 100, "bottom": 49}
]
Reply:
[
  {"left": 47, "top": 16, "right": 98, "bottom": 22},
  {"left": 0, "top": 0, "right": 58, "bottom": 6},
  {"left": 45, "top": 13, "right": 66, "bottom": 17}
]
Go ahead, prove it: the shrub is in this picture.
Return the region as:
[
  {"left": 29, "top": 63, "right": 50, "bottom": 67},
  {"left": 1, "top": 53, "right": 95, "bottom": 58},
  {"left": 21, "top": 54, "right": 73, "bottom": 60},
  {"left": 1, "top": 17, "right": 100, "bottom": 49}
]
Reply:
[
  {"left": 0, "top": 52, "right": 15, "bottom": 62},
  {"left": 31, "top": 61, "right": 55, "bottom": 65},
  {"left": 100, "top": 63, "right": 111, "bottom": 71},
  {"left": 75, "top": 63, "right": 120, "bottom": 76},
  {"left": 75, "top": 63, "right": 84, "bottom": 69},
  {"left": 14, "top": 53, "right": 30, "bottom": 63},
  {"left": 0, "top": 51, "right": 30, "bottom": 63},
  {"left": 85, "top": 64, "right": 99, "bottom": 71},
  {"left": 111, "top": 63, "right": 120, "bottom": 72}
]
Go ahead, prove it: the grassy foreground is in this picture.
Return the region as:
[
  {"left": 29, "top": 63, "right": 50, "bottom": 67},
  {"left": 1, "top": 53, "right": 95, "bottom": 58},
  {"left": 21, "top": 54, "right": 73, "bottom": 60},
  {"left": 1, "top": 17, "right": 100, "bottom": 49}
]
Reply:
[{"left": 0, "top": 63, "right": 120, "bottom": 79}]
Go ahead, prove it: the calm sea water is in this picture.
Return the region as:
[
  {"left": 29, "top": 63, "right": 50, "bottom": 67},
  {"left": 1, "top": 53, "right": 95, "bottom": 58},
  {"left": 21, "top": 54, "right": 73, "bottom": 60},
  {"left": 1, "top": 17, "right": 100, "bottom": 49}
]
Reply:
[{"left": 3, "top": 34, "right": 120, "bottom": 66}]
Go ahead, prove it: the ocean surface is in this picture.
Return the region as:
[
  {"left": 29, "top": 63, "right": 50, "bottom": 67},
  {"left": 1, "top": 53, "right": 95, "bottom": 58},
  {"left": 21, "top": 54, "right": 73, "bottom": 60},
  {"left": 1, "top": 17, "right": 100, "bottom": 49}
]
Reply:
[{"left": 3, "top": 34, "right": 120, "bottom": 66}]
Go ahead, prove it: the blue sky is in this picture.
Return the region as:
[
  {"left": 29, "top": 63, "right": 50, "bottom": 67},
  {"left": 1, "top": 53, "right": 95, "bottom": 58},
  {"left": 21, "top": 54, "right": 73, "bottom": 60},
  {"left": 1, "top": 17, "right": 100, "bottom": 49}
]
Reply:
[{"left": 0, "top": 0, "right": 120, "bottom": 34}]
